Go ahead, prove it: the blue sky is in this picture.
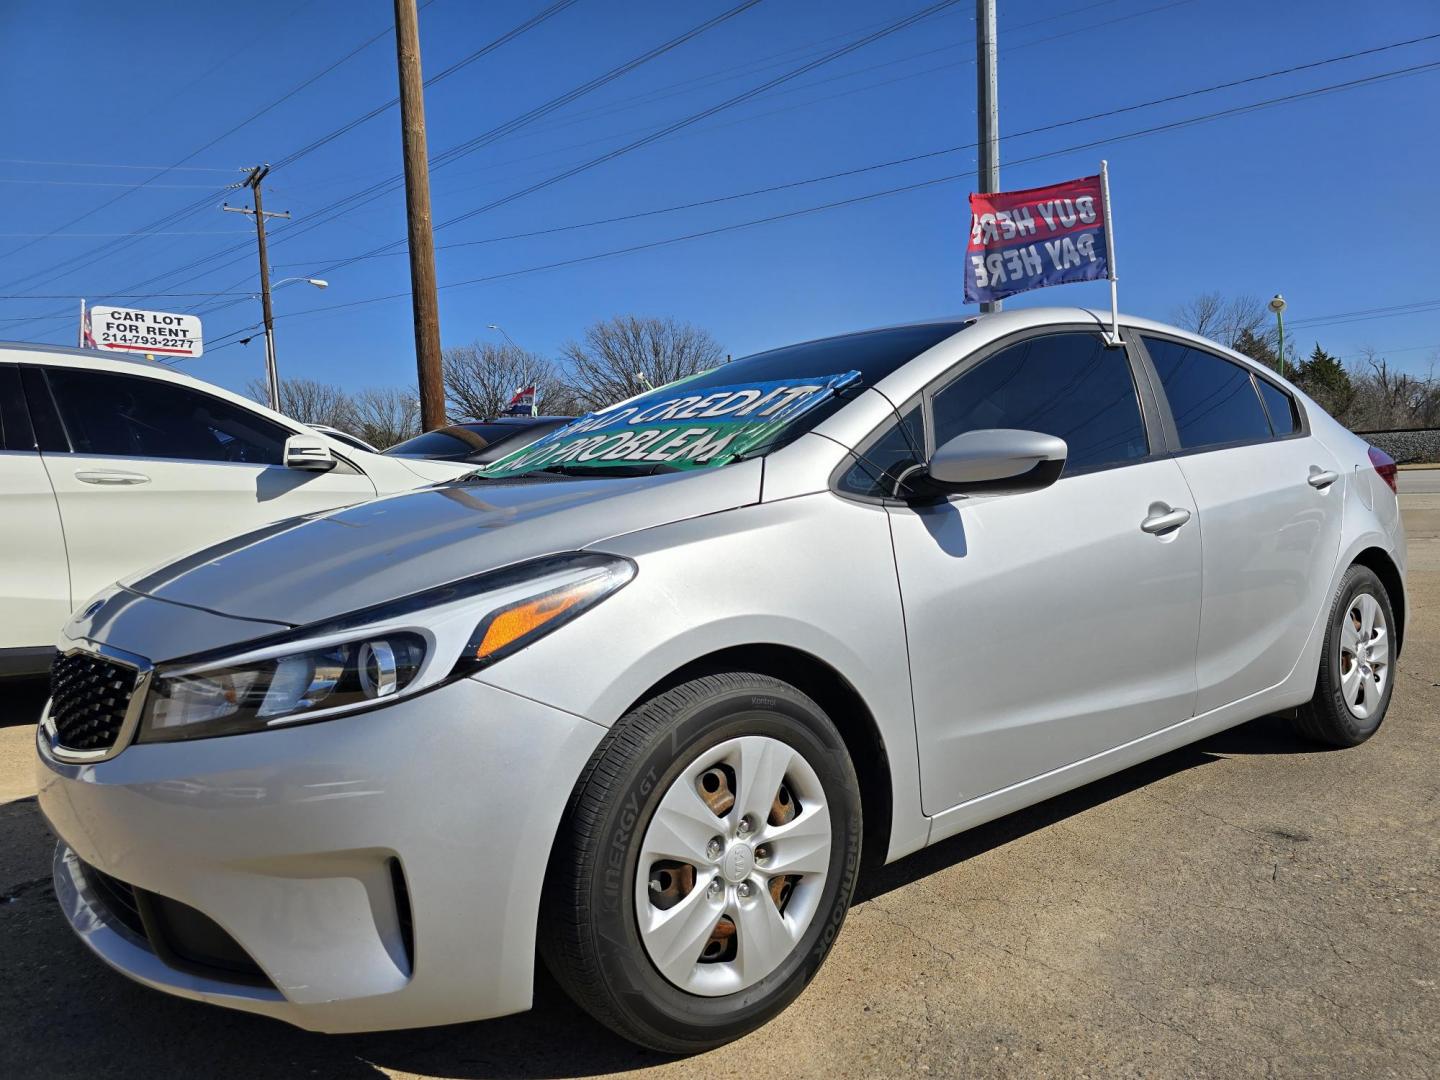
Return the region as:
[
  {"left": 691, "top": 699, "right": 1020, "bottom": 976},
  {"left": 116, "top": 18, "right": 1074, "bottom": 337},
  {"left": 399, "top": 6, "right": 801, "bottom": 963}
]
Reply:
[{"left": 2, "top": 0, "right": 1438, "bottom": 398}]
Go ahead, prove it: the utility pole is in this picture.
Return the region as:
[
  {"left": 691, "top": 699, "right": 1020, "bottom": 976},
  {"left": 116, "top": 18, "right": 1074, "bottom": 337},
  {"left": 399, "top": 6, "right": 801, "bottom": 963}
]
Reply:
[
  {"left": 394, "top": 0, "right": 445, "bottom": 430},
  {"left": 976, "top": 0, "right": 1001, "bottom": 314},
  {"left": 224, "top": 165, "right": 290, "bottom": 410}
]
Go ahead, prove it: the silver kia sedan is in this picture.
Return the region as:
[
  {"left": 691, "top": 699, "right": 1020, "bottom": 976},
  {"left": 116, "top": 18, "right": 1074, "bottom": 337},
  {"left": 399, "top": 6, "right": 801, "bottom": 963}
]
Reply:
[{"left": 36, "top": 307, "right": 1407, "bottom": 1053}]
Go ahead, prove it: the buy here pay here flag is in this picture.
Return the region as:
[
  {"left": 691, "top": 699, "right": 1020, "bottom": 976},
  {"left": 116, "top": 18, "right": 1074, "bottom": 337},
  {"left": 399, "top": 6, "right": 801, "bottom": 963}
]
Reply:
[{"left": 963, "top": 174, "right": 1111, "bottom": 305}]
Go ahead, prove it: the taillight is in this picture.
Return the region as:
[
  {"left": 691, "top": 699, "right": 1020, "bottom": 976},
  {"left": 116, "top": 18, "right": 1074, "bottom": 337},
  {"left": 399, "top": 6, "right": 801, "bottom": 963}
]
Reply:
[{"left": 1368, "top": 446, "right": 1398, "bottom": 494}]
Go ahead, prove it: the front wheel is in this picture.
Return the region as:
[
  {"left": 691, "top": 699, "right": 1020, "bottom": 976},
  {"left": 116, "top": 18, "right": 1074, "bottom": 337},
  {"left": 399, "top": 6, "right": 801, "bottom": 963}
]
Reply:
[
  {"left": 1293, "top": 564, "right": 1397, "bottom": 747},
  {"left": 540, "top": 672, "right": 862, "bottom": 1054}
]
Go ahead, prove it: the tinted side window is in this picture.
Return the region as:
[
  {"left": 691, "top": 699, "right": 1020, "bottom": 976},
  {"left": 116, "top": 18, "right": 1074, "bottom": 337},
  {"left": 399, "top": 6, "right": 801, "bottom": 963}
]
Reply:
[
  {"left": 837, "top": 403, "right": 925, "bottom": 498},
  {"left": 45, "top": 367, "right": 289, "bottom": 464},
  {"left": 1143, "top": 337, "right": 1272, "bottom": 449},
  {"left": 1256, "top": 378, "right": 1298, "bottom": 436},
  {"left": 0, "top": 366, "right": 31, "bottom": 450},
  {"left": 930, "top": 332, "right": 1148, "bottom": 473}
]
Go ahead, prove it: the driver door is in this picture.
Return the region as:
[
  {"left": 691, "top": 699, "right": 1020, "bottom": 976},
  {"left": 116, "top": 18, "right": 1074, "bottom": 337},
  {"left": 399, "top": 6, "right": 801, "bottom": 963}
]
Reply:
[
  {"left": 26, "top": 364, "right": 376, "bottom": 609},
  {"left": 883, "top": 329, "right": 1203, "bottom": 815}
]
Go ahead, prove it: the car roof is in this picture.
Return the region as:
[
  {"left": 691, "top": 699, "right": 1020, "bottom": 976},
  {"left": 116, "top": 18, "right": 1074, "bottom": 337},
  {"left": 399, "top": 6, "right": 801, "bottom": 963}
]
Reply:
[{"left": 0, "top": 340, "right": 332, "bottom": 437}]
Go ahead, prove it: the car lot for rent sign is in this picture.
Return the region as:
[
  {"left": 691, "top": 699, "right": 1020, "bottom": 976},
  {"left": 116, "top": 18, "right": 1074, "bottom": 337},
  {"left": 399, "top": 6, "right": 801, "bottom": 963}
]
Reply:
[
  {"left": 89, "top": 306, "right": 204, "bottom": 358},
  {"left": 963, "top": 174, "right": 1111, "bottom": 305}
]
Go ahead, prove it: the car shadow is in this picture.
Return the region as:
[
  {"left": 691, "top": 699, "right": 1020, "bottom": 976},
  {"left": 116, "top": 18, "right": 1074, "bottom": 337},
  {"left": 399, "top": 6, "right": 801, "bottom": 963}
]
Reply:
[{"left": 0, "top": 714, "right": 1321, "bottom": 1079}]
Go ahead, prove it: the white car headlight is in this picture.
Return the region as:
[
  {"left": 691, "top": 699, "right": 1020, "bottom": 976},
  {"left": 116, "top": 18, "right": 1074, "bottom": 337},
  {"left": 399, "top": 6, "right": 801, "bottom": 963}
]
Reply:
[{"left": 136, "top": 553, "right": 634, "bottom": 744}]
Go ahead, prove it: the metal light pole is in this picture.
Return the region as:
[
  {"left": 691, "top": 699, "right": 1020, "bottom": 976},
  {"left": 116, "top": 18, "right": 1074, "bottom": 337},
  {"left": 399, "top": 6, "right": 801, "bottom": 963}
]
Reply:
[
  {"left": 1269, "top": 294, "right": 1287, "bottom": 378},
  {"left": 976, "top": 0, "right": 1001, "bottom": 314},
  {"left": 487, "top": 324, "right": 536, "bottom": 416},
  {"left": 486, "top": 323, "right": 520, "bottom": 352}
]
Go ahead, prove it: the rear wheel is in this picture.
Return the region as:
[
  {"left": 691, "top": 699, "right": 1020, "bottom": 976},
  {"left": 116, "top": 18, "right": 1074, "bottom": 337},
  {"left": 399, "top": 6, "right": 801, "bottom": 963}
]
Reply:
[
  {"left": 1293, "top": 564, "right": 1396, "bottom": 747},
  {"left": 541, "top": 672, "right": 861, "bottom": 1054}
]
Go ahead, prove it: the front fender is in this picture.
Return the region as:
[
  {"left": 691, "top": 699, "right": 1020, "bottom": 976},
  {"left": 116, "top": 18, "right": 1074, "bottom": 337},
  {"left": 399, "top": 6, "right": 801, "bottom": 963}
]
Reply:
[{"left": 475, "top": 494, "right": 932, "bottom": 862}]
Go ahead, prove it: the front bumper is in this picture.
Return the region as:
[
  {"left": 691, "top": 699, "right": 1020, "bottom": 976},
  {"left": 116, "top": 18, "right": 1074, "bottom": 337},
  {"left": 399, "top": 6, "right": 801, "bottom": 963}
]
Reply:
[{"left": 37, "top": 676, "right": 604, "bottom": 1033}]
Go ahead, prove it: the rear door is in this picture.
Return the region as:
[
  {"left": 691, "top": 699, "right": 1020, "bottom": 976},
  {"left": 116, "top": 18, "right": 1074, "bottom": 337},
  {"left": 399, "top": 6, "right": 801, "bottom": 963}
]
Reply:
[
  {"left": 0, "top": 364, "right": 71, "bottom": 654},
  {"left": 1133, "top": 333, "right": 1344, "bottom": 714},
  {"left": 28, "top": 364, "right": 377, "bottom": 606},
  {"left": 881, "top": 328, "right": 1203, "bottom": 813}
]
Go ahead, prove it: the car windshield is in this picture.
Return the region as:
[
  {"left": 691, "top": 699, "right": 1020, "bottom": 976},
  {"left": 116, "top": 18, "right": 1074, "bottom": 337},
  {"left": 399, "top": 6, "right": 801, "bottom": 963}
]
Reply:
[
  {"left": 388, "top": 424, "right": 529, "bottom": 457},
  {"left": 475, "top": 322, "right": 966, "bottom": 480}
]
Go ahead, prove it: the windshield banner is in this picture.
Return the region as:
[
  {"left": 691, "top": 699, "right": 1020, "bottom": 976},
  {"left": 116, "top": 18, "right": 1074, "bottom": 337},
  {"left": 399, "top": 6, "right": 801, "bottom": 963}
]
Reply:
[
  {"left": 963, "top": 173, "right": 1110, "bottom": 304},
  {"left": 481, "top": 370, "right": 861, "bottom": 478}
]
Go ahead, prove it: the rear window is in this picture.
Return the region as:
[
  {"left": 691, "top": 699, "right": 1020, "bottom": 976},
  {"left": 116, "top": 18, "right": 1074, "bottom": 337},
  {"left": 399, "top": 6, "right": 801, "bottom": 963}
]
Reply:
[
  {"left": 1255, "top": 378, "right": 1299, "bottom": 436},
  {"left": 1143, "top": 336, "right": 1272, "bottom": 450},
  {"left": 480, "top": 323, "right": 966, "bottom": 478}
]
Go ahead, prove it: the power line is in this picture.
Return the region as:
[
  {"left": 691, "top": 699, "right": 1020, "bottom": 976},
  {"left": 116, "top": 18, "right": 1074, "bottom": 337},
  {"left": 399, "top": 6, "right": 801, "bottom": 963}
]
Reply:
[
  {"left": 269, "top": 0, "right": 583, "bottom": 170},
  {"left": 217, "top": 0, "right": 966, "bottom": 301},
  {"left": 28, "top": 0, "right": 1112, "bottom": 325},
  {"left": 0, "top": 159, "right": 243, "bottom": 173},
  {"left": 256, "top": 31, "right": 1440, "bottom": 271},
  {"left": 183, "top": 58, "right": 1440, "bottom": 349},
  {"left": 263, "top": 20, "right": 1440, "bottom": 287},
  {"left": 71, "top": 0, "right": 778, "bottom": 326},
  {"left": 0, "top": 4, "right": 425, "bottom": 285}
]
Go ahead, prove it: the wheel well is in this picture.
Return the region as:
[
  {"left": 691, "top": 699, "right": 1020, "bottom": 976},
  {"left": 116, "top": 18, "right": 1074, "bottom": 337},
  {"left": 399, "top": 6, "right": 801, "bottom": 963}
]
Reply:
[
  {"left": 1352, "top": 547, "right": 1406, "bottom": 656},
  {"left": 630, "top": 644, "right": 894, "bottom": 871}
]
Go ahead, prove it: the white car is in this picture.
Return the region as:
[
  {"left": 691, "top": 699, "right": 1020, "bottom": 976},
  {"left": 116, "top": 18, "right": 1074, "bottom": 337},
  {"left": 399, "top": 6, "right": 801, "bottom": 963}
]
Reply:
[{"left": 0, "top": 342, "right": 469, "bottom": 675}]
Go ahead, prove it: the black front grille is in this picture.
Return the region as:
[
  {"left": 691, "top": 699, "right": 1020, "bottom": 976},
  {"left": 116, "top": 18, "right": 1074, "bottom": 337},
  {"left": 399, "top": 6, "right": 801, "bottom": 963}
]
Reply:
[
  {"left": 85, "top": 863, "right": 147, "bottom": 939},
  {"left": 78, "top": 858, "right": 270, "bottom": 987},
  {"left": 49, "top": 652, "right": 139, "bottom": 753}
]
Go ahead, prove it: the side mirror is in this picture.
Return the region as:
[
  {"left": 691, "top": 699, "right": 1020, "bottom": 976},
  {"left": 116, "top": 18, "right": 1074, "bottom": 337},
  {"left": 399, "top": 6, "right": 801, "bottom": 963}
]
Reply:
[
  {"left": 909, "top": 428, "right": 1066, "bottom": 498},
  {"left": 283, "top": 433, "right": 337, "bottom": 472}
]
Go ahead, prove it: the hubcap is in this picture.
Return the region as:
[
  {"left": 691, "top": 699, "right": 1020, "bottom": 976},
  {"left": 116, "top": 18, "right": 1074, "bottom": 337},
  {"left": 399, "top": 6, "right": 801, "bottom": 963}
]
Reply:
[
  {"left": 1339, "top": 592, "right": 1389, "bottom": 720},
  {"left": 635, "top": 734, "right": 832, "bottom": 996}
]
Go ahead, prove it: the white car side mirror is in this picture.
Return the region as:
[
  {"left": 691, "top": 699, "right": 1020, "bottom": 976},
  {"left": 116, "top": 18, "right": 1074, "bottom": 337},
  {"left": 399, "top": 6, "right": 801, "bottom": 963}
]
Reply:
[{"left": 284, "top": 434, "right": 338, "bottom": 472}]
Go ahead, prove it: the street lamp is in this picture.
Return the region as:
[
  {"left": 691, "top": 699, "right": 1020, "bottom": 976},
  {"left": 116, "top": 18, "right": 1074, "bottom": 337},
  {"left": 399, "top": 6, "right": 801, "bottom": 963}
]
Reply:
[
  {"left": 1269, "top": 294, "right": 1287, "bottom": 379},
  {"left": 486, "top": 323, "right": 520, "bottom": 351},
  {"left": 257, "top": 277, "right": 329, "bottom": 410},
  {"left": 487, "top": 324, "right": 537, "bottom": 415}
]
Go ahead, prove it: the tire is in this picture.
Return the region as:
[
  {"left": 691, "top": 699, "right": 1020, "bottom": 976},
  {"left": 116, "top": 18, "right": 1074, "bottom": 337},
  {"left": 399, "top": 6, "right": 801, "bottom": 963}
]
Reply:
[
  {"left": 540, "top": 672, "right": 862, "bottom": 1054},
  {"left": 1292, "top": 564, "right": 1397, "bottom": 747}
]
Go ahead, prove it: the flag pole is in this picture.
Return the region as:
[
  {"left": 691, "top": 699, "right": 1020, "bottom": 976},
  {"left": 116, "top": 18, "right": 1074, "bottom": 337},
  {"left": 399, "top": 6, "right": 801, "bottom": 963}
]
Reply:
[
  {"left": 78, "top": 298, "right": 85, "bottom": 348},
  {"left": 1100, "top": 159, "right": 1120, "bottom": 345}
]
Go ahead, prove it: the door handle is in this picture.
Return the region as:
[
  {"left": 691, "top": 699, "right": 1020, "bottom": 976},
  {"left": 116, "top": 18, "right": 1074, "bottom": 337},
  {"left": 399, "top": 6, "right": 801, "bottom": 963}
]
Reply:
[
  {"left": 1140, "top": 506, "right": 1191, "bottom": 535},
  {"left": 74, "top": 469, "right": 150, "bottom": 486},
  {"left": 1308, "top": 469, "right": 1339, "bottom": 489}
]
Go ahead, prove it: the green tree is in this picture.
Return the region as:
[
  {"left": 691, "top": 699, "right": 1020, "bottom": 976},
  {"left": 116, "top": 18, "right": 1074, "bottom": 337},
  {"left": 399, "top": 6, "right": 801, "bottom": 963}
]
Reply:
[
  {"left": 1233, "top": 328, "right": 1280, "bottom": 373},
  {"left": 1292, "top": 344, "right": 1355, "bottom": 421}
]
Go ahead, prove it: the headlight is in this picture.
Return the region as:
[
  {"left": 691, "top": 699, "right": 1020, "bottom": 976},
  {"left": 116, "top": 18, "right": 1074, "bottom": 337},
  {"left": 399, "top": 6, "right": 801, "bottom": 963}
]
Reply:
[
  {"left": 137, "top": 553, "right": 634, "bottom": 743},
  {"left": 139, "top": 634, "right": 426, "bottom": 743}
]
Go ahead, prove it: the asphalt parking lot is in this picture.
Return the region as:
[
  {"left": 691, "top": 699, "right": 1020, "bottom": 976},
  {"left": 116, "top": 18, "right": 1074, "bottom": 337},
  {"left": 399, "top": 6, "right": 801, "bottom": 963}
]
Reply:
[{"left": 2, "top": 490, "right": 1437, "bottom": 1079}]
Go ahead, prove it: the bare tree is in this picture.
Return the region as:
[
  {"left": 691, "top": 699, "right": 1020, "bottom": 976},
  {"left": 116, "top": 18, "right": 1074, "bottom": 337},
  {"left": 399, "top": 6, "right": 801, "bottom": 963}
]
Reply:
[
  {"left": 561, "top": 315, "right": 724, "bottom": 411},
  {"left": 349, "top": 387, "right": 421, "bottom": 449},
  {"left": 442, "top": 341, "right": 573, "bottom": 420},
  {"left": 1348, "top": 349, "right": 1440, "bottom": 431},
  {"left": 246, "top": 376, "right": 356, "bottom": 429},
  {"left": 1171, "top": 292, "right": 1270, "bottom": 350}
]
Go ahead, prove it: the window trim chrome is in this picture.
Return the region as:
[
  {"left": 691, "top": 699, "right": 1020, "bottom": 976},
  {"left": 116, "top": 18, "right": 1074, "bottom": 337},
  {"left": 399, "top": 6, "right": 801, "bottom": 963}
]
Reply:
[{"left": 41, "top": 641, "right": 154, "bottom": 764}]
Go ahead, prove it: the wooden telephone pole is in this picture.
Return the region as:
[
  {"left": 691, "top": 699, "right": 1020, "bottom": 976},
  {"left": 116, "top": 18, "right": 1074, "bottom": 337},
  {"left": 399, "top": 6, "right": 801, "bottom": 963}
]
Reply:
[
  {"left": 393, "top": 0, "right": 445, "bottom": 430},
  {"left": 223, "top": 165, "right": 291, "bottom": 410}
]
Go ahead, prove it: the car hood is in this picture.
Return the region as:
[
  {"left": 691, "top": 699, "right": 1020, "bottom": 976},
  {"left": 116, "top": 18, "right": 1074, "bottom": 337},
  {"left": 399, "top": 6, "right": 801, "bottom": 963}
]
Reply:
[{"left": 122, "top": 460, "right": 762, "bottom": 628}]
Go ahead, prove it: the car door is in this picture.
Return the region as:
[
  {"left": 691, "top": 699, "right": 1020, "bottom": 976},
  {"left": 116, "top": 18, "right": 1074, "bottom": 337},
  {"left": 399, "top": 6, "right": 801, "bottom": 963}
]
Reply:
[
  {"left": 26, "top": 363, "right": 377, "bottom": 608},
  {"left": 0, "top": 364, "right": 72, "bottom": 658},
  {"left": 1134, "top": 333, "right": 1344, "bottom": 715},
  {"left": 880, "top": 329, "right": 1203, "bottom": 815}
]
